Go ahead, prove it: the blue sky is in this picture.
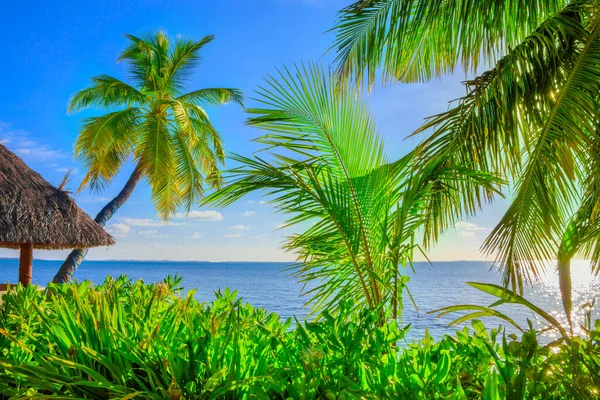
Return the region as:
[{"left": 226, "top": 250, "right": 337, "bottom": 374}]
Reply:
[{"left": 0, "top": 0, "right": 509, "bottom": 262}]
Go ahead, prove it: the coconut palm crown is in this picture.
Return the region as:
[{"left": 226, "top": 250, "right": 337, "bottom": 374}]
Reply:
[{"left": 53, "top": 31, "right": 243, "bottom": 283}]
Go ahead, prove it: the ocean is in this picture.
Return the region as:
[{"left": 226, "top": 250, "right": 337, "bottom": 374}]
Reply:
[{"left": 1, "top": 259, "right": 598, "bottom": 341}]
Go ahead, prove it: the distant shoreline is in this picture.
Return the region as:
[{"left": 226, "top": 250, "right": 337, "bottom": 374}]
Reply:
[
  {"left": 0, "top": 257, "right": 490, "bottom": 264},
  {"left": 0, "top": 258, "right": 291, "bottom": 264}
]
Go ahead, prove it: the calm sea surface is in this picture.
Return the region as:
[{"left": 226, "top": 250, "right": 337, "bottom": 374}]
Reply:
[{"left": 1, "top": 259, "right": 598, "bottom": 341}]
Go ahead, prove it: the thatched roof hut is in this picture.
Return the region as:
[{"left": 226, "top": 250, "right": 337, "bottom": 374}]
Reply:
[{"left": 0, "top": 143, "right": 114, "bottom": 285}]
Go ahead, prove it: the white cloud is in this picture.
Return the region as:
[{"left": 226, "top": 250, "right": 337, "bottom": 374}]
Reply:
[
  {"left": 243, "top": 210, "right": 256, "bottom": 216},
  {"left": 106, "top": 223, "right": 131, "bottom": 238},
  {"left": 121, "top": 218, "right": 182, "bottom": 227},
  {"left": 57, "top": 167, "right": 78, "bottom": 175},
  {"left": 44, "top": 241, "right": 295, "bottom": 262},
  {"left": 14, "top": 146, "right": 69, "bottom": 161},
  {"left": 259, "top": 201, "right": 268, "bottom": 205},
  {"left": 224, "top": 233, "right": 244, "bottom": 238},
  {"left": 191, "top": 232, "right": 202, "bottom": 239},
  {"left": 132, "top": 229, "right": 170, "bottom": 238},
  {"left": 459, "top": 231, "right": 476, "bottom": 238},
  {"left": 455, "top": 221, "right": 488, "bottom": 231},
  {"left": 0, "top": 123, "right": 70, "bottom": 162},
  {"left": 229, "top": 224, "right": 249, "bottom": 230},
  {"left": 175, "top": 210, "right": 223, "bottom": 221},
  {"left": 78, "top": 196, "right": 111, "bottom": 204}
]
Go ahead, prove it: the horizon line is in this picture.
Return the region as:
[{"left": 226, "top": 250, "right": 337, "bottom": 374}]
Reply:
[{"left": 0, "top": 257, "right": 493, "bottom": 263}]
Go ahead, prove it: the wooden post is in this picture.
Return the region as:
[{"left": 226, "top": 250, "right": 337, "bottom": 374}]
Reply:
[{"left": 19, "top": 243, "right": 33, "bottom": 286}]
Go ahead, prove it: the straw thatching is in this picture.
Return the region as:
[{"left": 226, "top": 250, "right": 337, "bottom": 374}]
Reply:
[{"left": 0, "top": 143, "right": 115, "bottom": 249}]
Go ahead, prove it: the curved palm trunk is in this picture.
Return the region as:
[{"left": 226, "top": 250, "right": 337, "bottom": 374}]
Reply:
[
  {"left": 53, "top": 165, "right": 144, "bottom": 283},
  {"left": 557, "top": 255, "right": 573, "bottom": 331}
]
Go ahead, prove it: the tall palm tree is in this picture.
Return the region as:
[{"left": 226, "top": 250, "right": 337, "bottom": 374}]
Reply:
[
  {"left": 53, "top": 32, "right": 243, "bottom": 283},
  {"left": 331, "top": 0, "right": 600, "bottom": 324},
  {"left": 203, "top": 64, "right": 499, "bottom": 318}
]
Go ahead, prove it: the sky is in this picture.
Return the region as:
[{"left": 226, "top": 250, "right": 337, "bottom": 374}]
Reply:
[{"left": 0, "top": 0, "right": 510, "bottom": 262}]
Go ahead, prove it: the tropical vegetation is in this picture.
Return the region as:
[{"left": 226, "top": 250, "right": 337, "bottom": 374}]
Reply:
[
  {"left": 53, "top": 31, "right": 243, "bottom": 284},
  {"left": 203, "top": 64, "right": 499, "bottom": 319},
  {"left": 331, "top": 0, "right": 600, "bottom": 328},
  {"left": 1, "top": 279, "right": 599, "bottom": 399},
  {"left": 1, "top": 0, "right": 598, "bottom": 398}
]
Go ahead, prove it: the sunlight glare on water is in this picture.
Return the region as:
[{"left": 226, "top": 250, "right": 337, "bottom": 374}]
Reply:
[
  {"left": 527, "top": 260, "right": 600, "bottom": 339},
  {"left": 402, "top": 260, "right": 600, "bottom": 341}
]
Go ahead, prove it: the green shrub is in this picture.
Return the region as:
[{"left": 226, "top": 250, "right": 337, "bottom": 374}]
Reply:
[{"left": 0, "top": 277, "right": 598, "bottom": 399}]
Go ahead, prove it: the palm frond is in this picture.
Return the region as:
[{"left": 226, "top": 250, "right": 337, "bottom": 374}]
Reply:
[
  {"left": 119, "top": 33, "right": 160, "bottom": 91},
  {"left": 204, "top": 64, "right": 404, "bottom": 315},
  {"left": 136, "top": 116, "right": 179, "bottom": 219},
  {"left": 483, "top": 9, "right": 600, "bottom": 293},
  {"left": 172, "top": 127, "right": 205, "bottom": 212},
  {"left": 331, "top": 0, "right": 569, "bottom": 84},
  {"left": 405, "top": 4, "right": 600, "bottom": 299},
  {"left": 68, "top": 75, "right": 146, "bottom": 112},
  {"left": 75, "top": 108, "right": 142, "bottom": 191},
  {"left": 177, "top": 88, "right": 244, "bottom": 107},
  {"left": 165, "top": 35, "right": 214, "bottom": 93},
  {"left": 203, "top": 64, "right": 498, "bottom": 317},
  {"left": 330, "top": 0, "right": 600, "bottom": 323},
  {"left": 413, "top": 6, "right": 584, "bottom": 176},
  {"left": 170, "top": 99, "right": 225, "bottom": 189}
]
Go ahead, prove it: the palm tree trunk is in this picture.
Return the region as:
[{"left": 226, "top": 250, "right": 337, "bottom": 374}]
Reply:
[
  {"left": 557, "top": 255, "right": 573, "bottom": 331},
  {"left": 53, "top": 164, "right": 144, "bottom": 283}
]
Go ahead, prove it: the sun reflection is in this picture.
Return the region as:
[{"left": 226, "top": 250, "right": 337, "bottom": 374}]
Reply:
[{"left": 526, "top": 260, "right": 599, "bottom": 339}]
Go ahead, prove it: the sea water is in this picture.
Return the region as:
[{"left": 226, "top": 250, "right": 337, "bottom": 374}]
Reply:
[{"left": 0, "top": 259, "right": 598, "bottom": 341}]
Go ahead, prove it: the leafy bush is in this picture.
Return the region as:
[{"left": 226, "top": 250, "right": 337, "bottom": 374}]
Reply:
[{"left": 0, "top": 277, "right": 599, "bottom": 399}]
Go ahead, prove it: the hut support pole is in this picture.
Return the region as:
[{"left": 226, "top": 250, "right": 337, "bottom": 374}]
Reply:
[{"left": 19, "top": 243, "right": 33, "bottom": 286}]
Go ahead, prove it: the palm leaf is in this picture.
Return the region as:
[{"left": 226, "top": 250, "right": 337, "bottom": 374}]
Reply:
[
  {"left": 68, "top": 75, "right": 146, "bottom": 112},
  {"left": 75, "top": 108, "right": 142, "bottom": 191},
  {"left": 165, "top": 35, "right": 214, "bottom": 93},
  {"left": 331, "top": 0, "right": 569, "bottom": 84},
  {"left": 136, "top": 115, "right": 178, "bottom": 219},
  {"left": 204, "top": 64, "right": 500, "bottom": 318},
  {"left": 177, "top": 88, "right": 244, "bottom": 107},
  {"left": 205, "top": 64, "right": 404, "bottom": 315},
  {"left": 482, "top": 10, "right": 600, "bottom": 293}
]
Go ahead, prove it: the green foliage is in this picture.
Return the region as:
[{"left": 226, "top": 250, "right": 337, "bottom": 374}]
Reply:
[
  {"left": 431, "top": 282, "right": 570, "bottom": 339},
  {"left": 331, "top": 0, "right": 600, "bottom": 323},
  {"left": 202, "top": 64, "right": 500, "bottom": 318},
  {"left": 331, "top": 0, "right": 569, "bottom": 84},
  {"left": 0, "top": 278, "right": 404, "bottom": 399},
  {"left": 70, "top": 31, "right": 243, "bottom": 218},
  {"left": 1, "top": 280, "right": 599, "bottom": 399}
]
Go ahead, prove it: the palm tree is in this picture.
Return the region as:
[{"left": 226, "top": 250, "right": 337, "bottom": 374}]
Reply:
[
  {"left": 203, "top": 64, "right": 498, "bottom": 318},
  {"left": 331, "top": 0, "right": 600, "bottom": 324},
  {"left": 53, "top": 32, "right": 243, "bottom": 283}
]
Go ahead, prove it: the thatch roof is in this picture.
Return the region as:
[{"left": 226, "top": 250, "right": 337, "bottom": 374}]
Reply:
[{"left": 0, "top": 144, "right": 115, "bottom": 249}]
